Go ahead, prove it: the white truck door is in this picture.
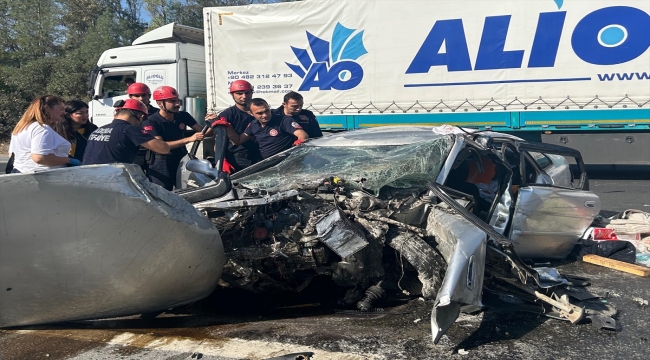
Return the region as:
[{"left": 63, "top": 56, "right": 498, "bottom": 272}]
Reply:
[
  {"left": 89, "top": 67, "right": 141, "bottom": 127},
  {"left": 141, "top": 64, "right": 177, "bottom": 110}
]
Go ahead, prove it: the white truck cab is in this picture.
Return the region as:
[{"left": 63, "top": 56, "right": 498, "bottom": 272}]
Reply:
[{"left": 88, "top": 23, "right": 207, "bottom": 127}]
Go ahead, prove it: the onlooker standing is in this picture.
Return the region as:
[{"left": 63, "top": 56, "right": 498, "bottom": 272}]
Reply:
[
  {"left": 8, "top": 95, "right": 80, "bottom": 173},
  {"left": 274, "top": 91, "right": 323, "bottom": 138},
  {"left": 53, "top": 100, "right": 98, "bottom": 161}
]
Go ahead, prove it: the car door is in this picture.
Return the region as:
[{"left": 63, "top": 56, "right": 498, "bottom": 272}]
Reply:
[{"left": 508, "top": 142, "right": 600, "bottom": 259}]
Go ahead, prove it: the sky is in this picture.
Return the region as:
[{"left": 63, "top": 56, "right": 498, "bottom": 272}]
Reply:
[{"left": 124, "top": 0, "right": 151, "bottom": 23}]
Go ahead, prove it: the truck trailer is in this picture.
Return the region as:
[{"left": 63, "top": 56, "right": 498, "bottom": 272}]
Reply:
[{"left": 89, "top": 0, "right": 650, "bottom": 166}]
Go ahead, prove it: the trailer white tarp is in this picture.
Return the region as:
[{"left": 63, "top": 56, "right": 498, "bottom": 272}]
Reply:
[{"left": 204, "top": 0, "right": 650, "bottom": 112}]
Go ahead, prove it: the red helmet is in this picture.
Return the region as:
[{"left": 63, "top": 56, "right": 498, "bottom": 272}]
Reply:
[
  {"left": 153, "top": 86, "right": 180, "bottom": 101},
  {"left": 127, "top": 82, "right": 151, "bottom": 95},
  {"left": 229, "top": 80, "right": 253, "bottom": 93},
  {"left": 119, "top": 99, "right": 149, "bottom": 117}
]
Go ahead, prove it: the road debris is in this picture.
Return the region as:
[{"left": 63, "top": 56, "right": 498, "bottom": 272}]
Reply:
[
  {"left": 575, "top": 239, "right": 636, "bottom": 263},
  {"left": 588, "top": 209, "right": 650, "bottom": 266},
  {"left": 264, "top": 352, "right": 315, "bottom": 360},
  {"left": 582, "top": 254, "right": 650, "bottom": 277},
  {"left": 632, "top": 297, "right": 649, "bottom": 307}
]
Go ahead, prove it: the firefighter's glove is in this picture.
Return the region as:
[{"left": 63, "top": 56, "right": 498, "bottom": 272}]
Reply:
[
  {"left": 222, "top": 158, "right": 235, "bottom": 174},
  {"left": 68, "top": 158, "right": 82, "bottom": 166},
  {"left": 211, "top": 118, "right": 231, "bottom": 128},
  {"left": 293, "top": 139, "right": 306, "bottom": 146}
]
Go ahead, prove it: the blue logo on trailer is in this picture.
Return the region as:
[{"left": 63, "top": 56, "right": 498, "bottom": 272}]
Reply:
[
  {"left": 286, "top": 23, "right": 368, "bottom": 91},
  {"left": 406, "top": 1, "right": 650, "bottom": 74}
]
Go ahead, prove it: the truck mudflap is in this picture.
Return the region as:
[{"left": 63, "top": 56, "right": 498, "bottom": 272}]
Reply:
[{"left": 0, "top": 164, "right": 225, "bottom": 328}]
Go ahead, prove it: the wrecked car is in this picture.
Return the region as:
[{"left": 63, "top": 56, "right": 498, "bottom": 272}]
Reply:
[
  {"left": 0, "top": 164, "right": 225, "bottom": 328},
  {"left": 0, "top": 125, "right": 611, "bottom": 343},
  {"left": 178, "top": 125, "right": 609, "bottom": 343}
]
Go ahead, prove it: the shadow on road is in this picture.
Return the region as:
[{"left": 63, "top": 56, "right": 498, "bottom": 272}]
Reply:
[
  {"left": 453, "top": 311, "right": 547, "bottom": 350},
  {"left": 16, "top": 278, "right": 408, "bottom": 332}
]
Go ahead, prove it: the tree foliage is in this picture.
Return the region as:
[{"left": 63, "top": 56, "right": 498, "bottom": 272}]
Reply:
[
  {"left": 143, "top": 0, "right": 288, "bottom": 29},
  {"left": 0, "top": 0, "right": 298, "bottom": 140}
]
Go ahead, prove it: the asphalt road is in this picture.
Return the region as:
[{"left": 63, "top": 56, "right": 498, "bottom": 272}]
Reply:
[
  {"left": 1, "top": 158, "right": 649, "bottom": 359},
  {"left": 0, "top": 155, "right": 8, "bottom": 172},
  {"left": 594, "top": 180, "right": 650, "bottom": 213},
  {"left": 1, "top": 261, "right": 649, "bottom": 360}
]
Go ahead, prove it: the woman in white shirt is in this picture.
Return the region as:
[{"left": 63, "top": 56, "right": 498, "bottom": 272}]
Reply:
[{"left": 8, "top": 95, "right": 81, "bottom": 173}]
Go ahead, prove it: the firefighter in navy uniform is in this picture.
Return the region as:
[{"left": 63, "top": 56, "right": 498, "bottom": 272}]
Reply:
[
  {"left": 216, "top": 98, "right": 309, "bottom": 159},
  {"left": 142, "top": 86, "right": 210, "bottom": 190},
  {"left": 83, "top": 99, "right": 170, "bottom": 165},
  {"left": 218, "top": 80, "right": 261, "bottom": 172},
  {"left": 126, "top": 82, "right": 159, "bottom": 172},
  {"left": 273, "top": 91, "right": 323, "bottom": 138},
  {"left": 126, "top": 82, "right": 159, "bottom": 116}
]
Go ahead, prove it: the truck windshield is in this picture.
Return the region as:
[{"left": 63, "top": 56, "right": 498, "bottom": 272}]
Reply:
[
  {"left": 236, "top": 137, "right": 453, "bottom": 193},
  {"left": 100, "top": 73, "right": 137, "bottom": 98}
]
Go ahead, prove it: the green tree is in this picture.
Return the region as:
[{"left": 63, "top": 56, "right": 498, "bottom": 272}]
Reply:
[
  {"left": 0, "top": 0, "right": 302, "bottom": 140},
  {"left": 2, "top": 1, "right": 147, "bottom": 103},
  {"left": 143, "top": 0, "right": 175, "bottom": 29},
  {"left": 119, "top": 0, "right": 148, "bottom": 44},
  {"left": 0, "top": 62, "right": 33, "bottom": 139},
  {"left": 46, "top": 12, "right": 123, "bottom": 99},
  {"left": 144, "top": 0, "right": 283, "bottom": 30},
  {"left": 5, "top": 1, "right": 62, "bottom": 64},
  {"left": 0, "top": 0, "right": 147, "bottom": 140},
  {"left": 59, "top": 0, "right": 105, "bottom": 48}
]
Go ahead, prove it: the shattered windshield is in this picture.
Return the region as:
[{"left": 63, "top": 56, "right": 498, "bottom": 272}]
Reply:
[{"left": 236, "top": 136, "right": 454, "bottom": 193}]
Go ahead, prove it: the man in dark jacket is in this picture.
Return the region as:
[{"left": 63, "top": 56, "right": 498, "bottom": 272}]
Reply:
[
  {"left": 218, "top": 98, "right": 309, "bottom": 160},
  {"left": 273, "top": 91, "right": 323, "bottom": 138},
  {"left": 83, "top": 99, "right": 169, "bottom": 165},
  {"left": 141, "top": 86, "right": 208, "bottom": 190},
  {"left": 218, "top": 80, "right": 261, "bottom": 172}
]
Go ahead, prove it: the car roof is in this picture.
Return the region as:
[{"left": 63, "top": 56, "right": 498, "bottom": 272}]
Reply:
[{"left": 308, "top": 126, "right": 522, "bottom": 147}]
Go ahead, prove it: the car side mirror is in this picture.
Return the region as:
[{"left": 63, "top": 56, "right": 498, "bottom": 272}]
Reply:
[{"left": 186, "top": 159, "right": 221, "bottom": 180}]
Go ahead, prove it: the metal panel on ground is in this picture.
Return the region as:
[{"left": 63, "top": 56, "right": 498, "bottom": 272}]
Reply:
[{"left": 0, "top": 165, "right": 225, "bottom": 328}]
